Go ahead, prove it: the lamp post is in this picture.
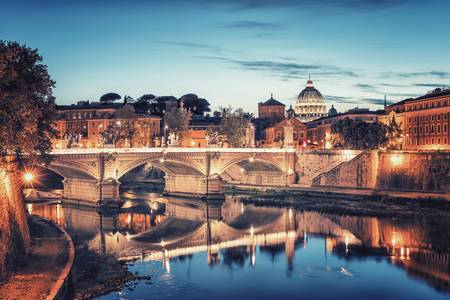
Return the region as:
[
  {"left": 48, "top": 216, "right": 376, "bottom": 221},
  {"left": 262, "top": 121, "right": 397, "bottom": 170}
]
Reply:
[
  {"left": 97, "top": 124, "right": 103, "bottom": 148},
  {"left": 164, "top": 125, "right": 169, "bottom": 147}
]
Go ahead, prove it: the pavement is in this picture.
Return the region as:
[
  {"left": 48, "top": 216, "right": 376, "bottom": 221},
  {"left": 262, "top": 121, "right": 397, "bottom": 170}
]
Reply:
[{"left": 0, "top": 217, "right": 71, "bottom": 300}]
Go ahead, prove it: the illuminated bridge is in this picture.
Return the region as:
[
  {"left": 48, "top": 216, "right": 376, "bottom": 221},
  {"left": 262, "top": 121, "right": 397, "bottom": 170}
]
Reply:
[{"left": 45, "top": 148, "right": 297, "bottom": 203}]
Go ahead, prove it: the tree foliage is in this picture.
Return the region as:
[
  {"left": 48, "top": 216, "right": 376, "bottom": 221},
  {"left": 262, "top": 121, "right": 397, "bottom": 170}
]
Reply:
[
  {"left": 208, "top": 107, "right": 250, "bottom": 147},
  {"left": 0, "top": 41, "right": 57, "bottom": 162},
  {"left": 330, "top": 119, "right": 388, "bottom": 150},
  {"left": 179, "top": 93, "right": 211, "bottom": 116},
  {"left": 100, "top": 92, "right": 121, "bottom": 103},
  {"left": 386, "top": 115, "right": 403, "bottom": 150},
  {"left": 164, "top": 107, "right": 192, "bottom": 134}
]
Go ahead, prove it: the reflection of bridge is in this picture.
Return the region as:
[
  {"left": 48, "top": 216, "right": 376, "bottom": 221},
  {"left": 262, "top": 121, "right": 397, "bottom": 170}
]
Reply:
[
  {"left": 28, "top": 197, "right": 450, "bottom": 292},
  {"left": 47, "top": 148, "right": 296, "bottom": 203}
]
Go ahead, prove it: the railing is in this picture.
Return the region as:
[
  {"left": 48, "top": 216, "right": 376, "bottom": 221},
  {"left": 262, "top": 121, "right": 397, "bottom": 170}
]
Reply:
[{"left": 51, "top": 147, "right": 297, "bottom": 155}]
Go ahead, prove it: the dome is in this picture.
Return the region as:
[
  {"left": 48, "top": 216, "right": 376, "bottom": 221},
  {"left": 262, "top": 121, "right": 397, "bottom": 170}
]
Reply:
[
  {"left": 328, "top": 105, "right": 337, "bottom": 116},
  {"left": 297, "top": 79, "right": 324, "bottom": 103},
  {"left": 294, "top": 76, "right": 327, "bottom": 122}
]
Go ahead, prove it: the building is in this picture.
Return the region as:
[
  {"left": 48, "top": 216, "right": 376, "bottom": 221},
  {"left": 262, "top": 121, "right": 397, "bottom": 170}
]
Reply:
[
  {"left": 295, "top": 77, "right": 327, "bottom": 122},
  {"left": 52, "top": 101, "right": 161, "bottom": 149},
  {"left": 258, "top": 94, "right": 286, "bottom": 122},
  {"left": 264, "top": 117, "right": 307, "bottom": 148},
  {"left": 307, "top": 107, "right": 384, "bottom": 149},
  {"left": 382, "top": 88, "right": 450, "bottom": 150}
]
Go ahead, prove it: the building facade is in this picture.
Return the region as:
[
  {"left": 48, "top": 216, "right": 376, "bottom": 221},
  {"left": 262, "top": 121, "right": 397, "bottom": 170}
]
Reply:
[
  {"left": 258, "top": 95, "right": 285, "bottom": 122},
  {"left": 383, "top": 88, "right": 450, "bottom": 150},
  {"left": 307, "top": 108, "right": 384, "bottom": 149},
  {"left": 295, "top": 77, "right": 327, "bottom": 122},
  {"left": 53, "top": 101, "right": 161, "bottom": 149},
  {"left": 264, "top": 117, "right": 307, "bottom": 148}
]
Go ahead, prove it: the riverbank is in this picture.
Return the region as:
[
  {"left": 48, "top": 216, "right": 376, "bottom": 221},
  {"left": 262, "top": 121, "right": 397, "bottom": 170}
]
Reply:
[
  {"left": 0, "top": 216, "right": 72, "bottom": 300},
  {"left": 225, "top": 184, "right": 450, "bottom": 217}
]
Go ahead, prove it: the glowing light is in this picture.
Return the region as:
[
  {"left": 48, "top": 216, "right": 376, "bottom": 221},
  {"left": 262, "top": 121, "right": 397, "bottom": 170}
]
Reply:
[
  {"left": 250, "top": 225, "right": 254, "bottom": 237},
  {"left": 160, "top": 158, "right": 165, "bottom": 163},
  {"left": 116, "top": 121, "right": 121, "bottom": 126},
  {"left": 99, "top": 124, "right": 103, "bottom": 128},
  {"left": 390, "top": 154, "right": 403, "bottom": 166},
  {"left": 249, "top": 157, "right": 254, "bottom": 163},
  {"left": 240, "top": 168, "right": 245, "bottom": 173},
  {"left": 24, "top": 172, "right": 34, "bottom": 182},
  {"left": 287, "top": 169, "right": 293, "bottom": 175}
]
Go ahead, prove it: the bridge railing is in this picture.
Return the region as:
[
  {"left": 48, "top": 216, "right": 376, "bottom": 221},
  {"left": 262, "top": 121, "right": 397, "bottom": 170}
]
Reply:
[{"left": 51, "top": 147, "right": 297, "bottom": 155}]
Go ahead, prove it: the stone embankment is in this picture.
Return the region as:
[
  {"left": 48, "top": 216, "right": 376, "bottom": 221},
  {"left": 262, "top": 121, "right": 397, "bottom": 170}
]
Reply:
[
  {"left": 0, "top": 161, "right": 30, "bottom": 282},
  {"left": 0, "top": 216, "right": 74, "bottom": 300}
]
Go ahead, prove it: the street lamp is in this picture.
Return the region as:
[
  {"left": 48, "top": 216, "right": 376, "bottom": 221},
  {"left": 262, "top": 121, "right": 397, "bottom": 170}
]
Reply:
[
  {"left": 164, "top": 125, "right": 169, "bottom": 147},
  {"left": 24, "top": 172, "right": 34, "bottom": 182}
]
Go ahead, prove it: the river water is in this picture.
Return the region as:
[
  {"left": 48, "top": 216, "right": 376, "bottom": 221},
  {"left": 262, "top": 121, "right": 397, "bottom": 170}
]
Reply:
[{"left": 27, "top": 183, "right": 450, "bottom": 300}]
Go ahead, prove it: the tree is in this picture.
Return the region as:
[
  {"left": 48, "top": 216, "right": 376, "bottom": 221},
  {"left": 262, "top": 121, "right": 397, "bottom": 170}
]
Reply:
[
  {"left": 134, "top": 94, "right": 157, "bottom": 114},
  {"left": 164, "top": 107, "right": 192, "bottom": 133},
  {"left": 386, "top": 115, "right": 403, "bottom": 150},
  {"left": 0, "top": 41, "right": 57, "bottom": 163},
  {"left": 330, "top": 119, "right": 388, "bottom": 150},
  {"left": 100, "top": 92, "right": 121, "bottom": 103},
  {"left": 101, "top": 104, "right": 137, "bottom": 147},
  {"left": 179, "top": 93, "right": 211, "bottom": 116},
  {"left": 208, "top": 107, "right": 249, "bottom": 147}
]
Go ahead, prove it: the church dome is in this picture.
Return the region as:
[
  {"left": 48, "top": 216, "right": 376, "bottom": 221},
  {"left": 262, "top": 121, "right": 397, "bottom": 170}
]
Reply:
[
  {"left": 295, "top": 76, "right": 327, "bottom": 122},
  {"left": 328, "top": 104, "right": 337, "bottom": 116},
  {"left": 297, "top": 79, "right": 324, "bottom": 103}
]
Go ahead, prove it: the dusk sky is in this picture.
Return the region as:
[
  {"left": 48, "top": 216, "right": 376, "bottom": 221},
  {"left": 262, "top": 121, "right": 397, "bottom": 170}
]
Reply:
[{"left": 2, "top": 0, "right": 450, "bottom": 113}]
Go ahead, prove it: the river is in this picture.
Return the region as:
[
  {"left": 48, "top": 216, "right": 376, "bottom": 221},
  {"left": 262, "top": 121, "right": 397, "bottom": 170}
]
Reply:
[{"left": 26, "top": 182, "right": 450, "bottom": 300}]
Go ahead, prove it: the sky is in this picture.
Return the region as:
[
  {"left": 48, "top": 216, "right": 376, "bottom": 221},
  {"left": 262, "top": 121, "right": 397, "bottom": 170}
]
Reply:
[{"left": 1, "top": 0, "right": 450, "bottom": 113}]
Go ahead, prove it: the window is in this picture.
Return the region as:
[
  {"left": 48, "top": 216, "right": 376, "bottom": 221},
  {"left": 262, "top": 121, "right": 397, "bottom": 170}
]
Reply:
[
  {"left": 444, "top": 124, "right": 447, "bottom": 133},
  {"left": 438, "top": 138, "right": 441, "bottom": 144},
  {"left": 445, "top": 138, "right": 448, "bottom": 144},
  {"left": 425, "top": 116, "right": 428, "bottom": 122},
  {"left": 431, "top": 125, "right": 434, "bottom": 134},
  {"left": 437, "top": 124, "right": 441, "bottom": 134},
  {"left": 431, "top": 115, "right": 434, "bottom": 121},
  {"left": 414, "top": 127, "right": 417, "bottom": 134},
  {"left": 431, "top": 138, "right": 434, "bottom": 144},
  {"left": 419, "top": 126, "right": 423, "bottom": 134},
  {"left": 444, "top": 114, "right": 447, "bottom": 120},
  {"left": 425, "top": 138, "right": 428, "bottom": 144},
  {"left": 437, "top": 114, "right": 441, "bottom": 121},
  {"left": 425, "top": 125, "right": 429, "bottom": 134}
]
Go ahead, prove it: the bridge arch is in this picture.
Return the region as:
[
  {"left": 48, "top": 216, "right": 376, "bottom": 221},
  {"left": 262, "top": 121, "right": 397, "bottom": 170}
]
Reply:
[
  {"left": 117, "top": 157, "right": 205, "bottom": 180},
  {"left": 46, "top": 163, "right": 97, "bottom": 181},
  {"left": 217, "top": 157, "right": 285, "bottom": 176}
]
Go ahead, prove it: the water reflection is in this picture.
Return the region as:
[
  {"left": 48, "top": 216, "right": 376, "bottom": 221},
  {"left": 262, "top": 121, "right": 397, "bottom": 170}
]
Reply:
[{"left": 27, "top": 194, "right": 450, "bottom": 295}]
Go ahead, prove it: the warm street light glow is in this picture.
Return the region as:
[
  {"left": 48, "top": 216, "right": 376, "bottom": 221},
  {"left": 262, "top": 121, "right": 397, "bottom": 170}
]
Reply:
[
  {"left": 116, "top": 121, "right": 121, "bottom": 126},
  {"left": 390, "top": 154, "right": 403, "bottom": 166},
  {"left": 24, "top": 172, "right": 34, "bottom": 182},
  {"left": 249, "top": 157, "right": 254, "bottom": 162}
]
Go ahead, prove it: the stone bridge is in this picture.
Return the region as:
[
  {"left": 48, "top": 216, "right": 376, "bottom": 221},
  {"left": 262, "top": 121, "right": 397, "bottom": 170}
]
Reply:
[{"left": 47, "top": 148, "right": 297, "bottom": 203}]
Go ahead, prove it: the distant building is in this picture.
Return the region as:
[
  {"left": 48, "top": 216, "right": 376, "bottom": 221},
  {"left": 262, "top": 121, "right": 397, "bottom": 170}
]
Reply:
[
  {"left": 295, "top": 77, "right": 327, "bottom": 122},
  {"left": 258, "top": 94, "right": 286, "bottom": 122},
  {"left": 307, "top": 107, "right": 384, "bottom": 149},
  {"left": 53, "top": 101, "right": 161, "bottom": 149},
  {"left": 264, "top": 117, "right": 307, "bottom": 148},
  {"left": 381, "top": 88, "right": 450, "bottom": 150}
]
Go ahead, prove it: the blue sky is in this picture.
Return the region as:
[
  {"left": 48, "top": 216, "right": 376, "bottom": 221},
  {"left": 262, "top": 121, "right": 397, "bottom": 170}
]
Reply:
[{"left": 1, "top": 0, "right": 450, "bottom": 113}]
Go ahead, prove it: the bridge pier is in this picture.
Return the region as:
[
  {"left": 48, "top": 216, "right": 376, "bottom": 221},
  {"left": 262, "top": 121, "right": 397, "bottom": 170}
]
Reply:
[
  {"left": 164, "top": 174, "right": 223, "bottom": 198},
  {"left": 62, "top": 178, "right": 120, "bottom": 204}
]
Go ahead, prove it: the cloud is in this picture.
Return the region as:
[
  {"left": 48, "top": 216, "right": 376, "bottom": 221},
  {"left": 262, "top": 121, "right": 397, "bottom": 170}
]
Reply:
[
  {"left": 202, "top": 0, "right": 415, "bottom": 11},
  {"left": 355, "top": 83, "right": 380, "bottom": 93},
  {"left": 198, "top": 55, "right": 358, "bottom": 80},
  {"left": 158, "top": 41, "right": 230, "bottom": 55},
  {"left": 217, "top": 20, "right": 284, "bottom": 30},
  {"left": 386, "top": 71, "right": 450, "bottom": 79},
  {"left": 413, "top": 83, "right": 449, "bottom": 87}
]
